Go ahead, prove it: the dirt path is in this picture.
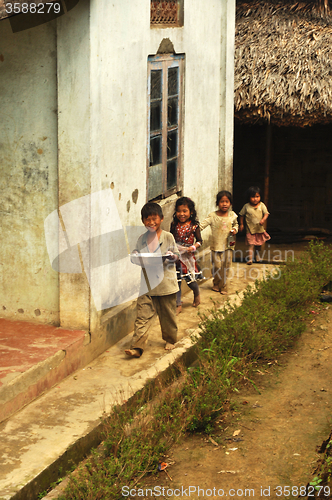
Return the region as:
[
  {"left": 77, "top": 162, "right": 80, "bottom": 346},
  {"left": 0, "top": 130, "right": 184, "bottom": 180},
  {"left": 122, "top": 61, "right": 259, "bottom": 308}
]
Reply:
[{"left": 137, "top": 305, "right": 332, "bottom": 499}]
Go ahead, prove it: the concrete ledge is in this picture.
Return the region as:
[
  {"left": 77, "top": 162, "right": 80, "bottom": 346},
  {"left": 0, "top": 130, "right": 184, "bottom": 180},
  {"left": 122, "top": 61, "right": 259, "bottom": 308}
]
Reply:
[{"left": 0, "top": 320, "right": 88, "bottom": 423}]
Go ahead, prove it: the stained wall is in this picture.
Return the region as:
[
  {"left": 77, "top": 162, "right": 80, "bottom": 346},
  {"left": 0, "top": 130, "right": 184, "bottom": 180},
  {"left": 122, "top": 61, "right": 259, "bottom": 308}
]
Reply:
[
  {"left": 0, "top": 19, "right": 59, "bottom": 324},
  {"left": 0, "top": 0, "right": 236, "bottom": 351}
]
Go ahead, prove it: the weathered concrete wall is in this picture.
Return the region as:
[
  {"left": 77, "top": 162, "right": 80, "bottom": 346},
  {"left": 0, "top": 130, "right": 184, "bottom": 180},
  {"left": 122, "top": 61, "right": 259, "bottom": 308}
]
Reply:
[
  {"left": 150, "top": 1, "right": 225, "bottom": 221},
  {"left": 88, "top": 0, "right": 231, "bottom": 229},
  {"left": 0, "top": 0, "right": 235, "bottom": 351},
  {"left": 57, "top": 0, "right": 91, "bottom": 330},
  {"left": 0, "top": 19, "right": 59, "bottom": 324},
  {"left": 87, "top": 1, "right": 235, "bottom": 333},
  {"left": 219, "top": 0, "right": 236, "bottom": 194}
]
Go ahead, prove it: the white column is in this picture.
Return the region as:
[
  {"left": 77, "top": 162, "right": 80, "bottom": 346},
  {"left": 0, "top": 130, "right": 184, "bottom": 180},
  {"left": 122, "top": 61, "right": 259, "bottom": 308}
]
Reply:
[
  {"left": 218, "top": 0, "right": 236, "bottom": 192},
  {"left": 57, "top": 0, "right": 91, "bottom": 330}
]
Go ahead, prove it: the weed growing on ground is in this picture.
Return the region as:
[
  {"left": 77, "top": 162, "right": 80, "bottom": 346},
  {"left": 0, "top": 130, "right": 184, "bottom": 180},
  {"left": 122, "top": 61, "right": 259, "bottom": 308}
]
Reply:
[
  {"left": 53, "top": 242, "right": 332, "bottom": 500},
  {"left": 307, "top": 432, "right": 332, "bottom": 498}
]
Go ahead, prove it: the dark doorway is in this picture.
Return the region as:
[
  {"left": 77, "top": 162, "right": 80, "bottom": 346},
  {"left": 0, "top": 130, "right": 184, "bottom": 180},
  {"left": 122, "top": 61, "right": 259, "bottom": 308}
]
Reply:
[{"left": 233, "top": 122, "right": 332, "bottom": 232}]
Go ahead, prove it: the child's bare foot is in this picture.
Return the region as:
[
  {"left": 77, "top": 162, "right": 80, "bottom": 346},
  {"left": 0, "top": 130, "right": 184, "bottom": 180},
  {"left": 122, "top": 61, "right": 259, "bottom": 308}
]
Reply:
[
  {"left": 124, "top": 348, "right": 141, "bottom": 358},
  {"left": 247, "top": 260, "right": 252, "bottom": 266},
  {"left": 176, "top": 305, "right": 182, "bottom": 315},
  {"left": 193, "top": 296, "right": 200, "bottom": 307},
  {"left": 165, "top": 342, "right": 175, "bottom": 350},
  {"left": 212, "top": 286, "right": 219, "bottom": 292},
  {"left": 220, "top": 290, "right": 227, "bottom": 295}
]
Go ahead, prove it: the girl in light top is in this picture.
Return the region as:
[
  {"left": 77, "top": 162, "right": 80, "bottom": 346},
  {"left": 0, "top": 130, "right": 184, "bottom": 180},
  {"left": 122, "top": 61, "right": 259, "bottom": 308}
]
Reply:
[
  {"left": 200, "top": 191, "right": 238, "bottom": 294},
  {"left": 239, "top": 186, "right": 270, "bottom": 265}
]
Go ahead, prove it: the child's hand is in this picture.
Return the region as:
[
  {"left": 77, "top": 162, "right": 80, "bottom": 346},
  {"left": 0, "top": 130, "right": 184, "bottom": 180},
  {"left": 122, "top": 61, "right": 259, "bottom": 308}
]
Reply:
[
  {"left": 165, "top": 251, "right": 178, "bottom": 262},
  {"left": 230, "top": 229, "right": 236, "bottom": 235},
  {"left": 259, "top": 219, "right": 265, "bottom": 225},
  {"left": 187, "top": 245, "right": 196, "bottom": 253},
  {"left": 130, "top": 251, "right": 139, "bottom": 265}
]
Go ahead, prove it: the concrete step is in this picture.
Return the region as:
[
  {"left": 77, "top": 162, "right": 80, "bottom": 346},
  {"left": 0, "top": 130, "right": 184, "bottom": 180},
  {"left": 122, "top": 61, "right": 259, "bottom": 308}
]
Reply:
[{"left": 0, "top": 319, "right": 88, "bottom": 423}]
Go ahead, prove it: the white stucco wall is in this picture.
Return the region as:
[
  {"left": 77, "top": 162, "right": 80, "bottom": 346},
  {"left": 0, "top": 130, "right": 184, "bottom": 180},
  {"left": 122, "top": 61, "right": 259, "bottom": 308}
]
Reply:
[
  {"left": 57, "top": 0, "right": 91, "bottom": 329},
  {"left": 0, "top": 0, "right": 235, "bottom": 337},
  {"left": 0, "top": 19, "right": 59, "bottom": 324},
  {"left": 86, "top": 1, "right": 235, "bottom": 323},
  {"left": 88, "top": 0, "right": 229, "bottom": 227}
]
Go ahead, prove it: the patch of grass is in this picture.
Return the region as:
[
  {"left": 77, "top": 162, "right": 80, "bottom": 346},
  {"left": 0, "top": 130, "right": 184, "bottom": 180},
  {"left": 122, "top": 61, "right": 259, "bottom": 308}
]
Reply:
[
  {"left": 53, "top": 242, "right": 332, "bottom": 500},
  {"left": 307, "top": 432, "right": 332, "bottom": 499}
]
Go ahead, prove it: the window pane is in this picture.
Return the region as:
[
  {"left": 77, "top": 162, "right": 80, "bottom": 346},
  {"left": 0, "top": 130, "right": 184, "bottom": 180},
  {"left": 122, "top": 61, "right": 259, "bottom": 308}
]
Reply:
[
  {"left": 147, "top": 55, "right": 184, "bottom": 200},
  {"left": 167, "top": 160, "right": 177, "bottom": 190},
  {"left": 168, "top": 67, "right": 178, "bottom": 96},
  {"left": 167, "top": 130, "right": 178, "bottom": 159},
  {"left": 167, "top": 97, "right": 178, "bottom": 127},
  {"left": 151, "top": 70, "right": 162, "bottom": 100},
  {"left": 150, "top": 136, "right": 162, "bottom": 166},
  {"left": 150, "top": 101, "right": 162, "bottom": 132},
  {"left": 149, "top": 164, "right": 163, "bottom": 200}
]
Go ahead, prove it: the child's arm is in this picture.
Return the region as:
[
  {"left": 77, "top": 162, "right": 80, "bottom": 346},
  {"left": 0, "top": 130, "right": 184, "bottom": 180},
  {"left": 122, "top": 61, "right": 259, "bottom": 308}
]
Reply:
[
  {"left": 259, "top": 213, "right": 269, "bottom": 225},
  {"left": 238, "top": 204, "right": 247, "bottom": 232},
  {"left": 230, "top": 213, "right": 239, "bottom": 234},
  {"left": 199, "top": 213, "right": 213, "bottom": 232},
  {"left": 259, "top": 203, "right": 270, "bottom": 225},
  {"left": 187, "top": 226, "right": 203, "bottom": 253},
  {"left": 130, "top": 245, "right": 140, "bottom": 264},
  {"left": 165, "top": 233, "right": 180, "bottom": 261}
]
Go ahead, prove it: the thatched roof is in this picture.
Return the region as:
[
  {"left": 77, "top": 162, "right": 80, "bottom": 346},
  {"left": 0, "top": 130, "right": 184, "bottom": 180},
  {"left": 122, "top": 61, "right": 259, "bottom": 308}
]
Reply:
[
  {"left": 0, "top": 0, "right": 11, "bottom": 20},
  {"left": 235, "top": 0, "right": 332, "bottom": 126}
]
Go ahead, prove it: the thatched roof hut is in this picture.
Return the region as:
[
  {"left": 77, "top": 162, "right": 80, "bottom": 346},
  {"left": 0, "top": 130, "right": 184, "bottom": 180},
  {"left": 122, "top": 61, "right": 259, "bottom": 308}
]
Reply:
[{"left": 235, "top": 0, "right": 332, "bottom": 126}]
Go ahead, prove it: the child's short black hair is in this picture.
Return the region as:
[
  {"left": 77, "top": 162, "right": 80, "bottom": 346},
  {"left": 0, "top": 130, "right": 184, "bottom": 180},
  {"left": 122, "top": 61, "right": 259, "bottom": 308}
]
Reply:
[
  {"left": 173, "top": 196, "right": 199, "bottom": 225},
  {"left": 141, "top": 202, "right": 163, "bottom": 221},
  {"left": 216, "top": 190, "right": 232, "bottom": 206},
  {"left": 246, "top": 186, "right": 261, "bottom": 201}
]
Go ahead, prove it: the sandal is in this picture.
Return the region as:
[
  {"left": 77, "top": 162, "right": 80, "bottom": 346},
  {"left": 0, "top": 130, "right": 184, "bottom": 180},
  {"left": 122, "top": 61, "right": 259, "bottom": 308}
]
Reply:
[{"left": 125, "top": 348, "right": 142, "bottom": 358}]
